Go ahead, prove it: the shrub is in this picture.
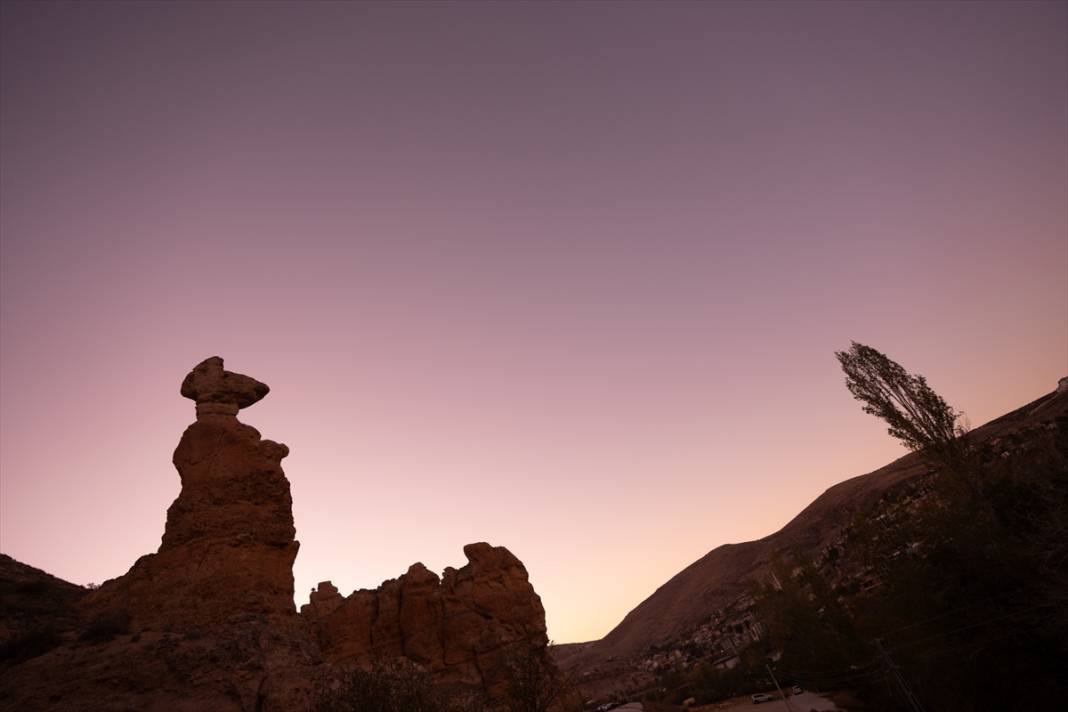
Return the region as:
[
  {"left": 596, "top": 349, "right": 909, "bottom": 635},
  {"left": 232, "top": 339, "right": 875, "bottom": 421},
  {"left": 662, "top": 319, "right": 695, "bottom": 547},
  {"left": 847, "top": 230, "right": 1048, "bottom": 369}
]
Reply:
[
  {"left": 80, "top": 610, "right": 131, "bottom": 643},
  {"left": 313, "top": 661, "right": 472, "bottom": 712}
]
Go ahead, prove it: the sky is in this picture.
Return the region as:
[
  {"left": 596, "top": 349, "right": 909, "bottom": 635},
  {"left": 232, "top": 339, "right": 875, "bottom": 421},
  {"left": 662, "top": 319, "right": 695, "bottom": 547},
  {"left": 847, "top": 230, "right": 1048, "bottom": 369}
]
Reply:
[{"left": 1, "top": 1, "right": 1065, "bottom": 644}]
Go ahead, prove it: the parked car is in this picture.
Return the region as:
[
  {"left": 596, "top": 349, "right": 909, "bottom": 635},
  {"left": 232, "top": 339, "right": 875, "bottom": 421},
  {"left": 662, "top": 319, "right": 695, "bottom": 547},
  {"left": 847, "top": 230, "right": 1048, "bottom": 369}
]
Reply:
[
  {"left": 751, "top": 693, "right": 775, "bottom": 703},
  {"left": 791, "top": 686, "right": 803, "bottom": 694}
]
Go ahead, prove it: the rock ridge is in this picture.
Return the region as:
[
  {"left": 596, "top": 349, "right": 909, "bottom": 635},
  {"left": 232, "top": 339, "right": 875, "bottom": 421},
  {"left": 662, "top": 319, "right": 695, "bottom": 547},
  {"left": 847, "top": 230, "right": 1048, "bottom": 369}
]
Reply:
[{"left": 303, "top": 541, "right": 547, "bottom": 693}]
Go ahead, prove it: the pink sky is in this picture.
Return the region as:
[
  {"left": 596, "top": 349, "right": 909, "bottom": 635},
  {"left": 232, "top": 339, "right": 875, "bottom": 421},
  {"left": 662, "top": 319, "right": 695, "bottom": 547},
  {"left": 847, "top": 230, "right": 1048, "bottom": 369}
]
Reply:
[{"left": 1, "top": 1, "right": 1065, "bottom": 643}]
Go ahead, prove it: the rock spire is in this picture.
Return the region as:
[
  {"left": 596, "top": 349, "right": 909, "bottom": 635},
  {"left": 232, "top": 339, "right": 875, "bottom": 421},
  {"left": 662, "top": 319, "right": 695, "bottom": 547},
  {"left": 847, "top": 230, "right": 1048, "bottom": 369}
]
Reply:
[{"left": 83, "top": 357, "right": 298, "bottom": 632}]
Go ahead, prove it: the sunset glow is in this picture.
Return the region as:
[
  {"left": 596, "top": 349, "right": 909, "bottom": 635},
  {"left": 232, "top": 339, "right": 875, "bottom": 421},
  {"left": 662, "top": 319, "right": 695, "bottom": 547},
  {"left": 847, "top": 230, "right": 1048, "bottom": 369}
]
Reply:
[{"left": 1, "top": 1, "right": 1065, "bottom": 645}]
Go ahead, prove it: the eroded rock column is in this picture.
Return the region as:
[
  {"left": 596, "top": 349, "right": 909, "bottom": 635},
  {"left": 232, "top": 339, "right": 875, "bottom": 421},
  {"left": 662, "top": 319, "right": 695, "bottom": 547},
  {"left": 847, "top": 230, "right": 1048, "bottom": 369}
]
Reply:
[{"left": 84, "top": 356, "right": 299, "bottom": 633}]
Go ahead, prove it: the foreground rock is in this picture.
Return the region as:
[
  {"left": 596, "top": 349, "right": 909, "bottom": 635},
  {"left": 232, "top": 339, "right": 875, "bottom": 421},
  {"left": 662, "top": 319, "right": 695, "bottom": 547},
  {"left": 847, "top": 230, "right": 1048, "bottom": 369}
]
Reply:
[
  {"left": 0, "top": 358, "right": 317, "bottom": 711},
  {"left": 304, "top": 542, "right": 548, "bottom": 695},
  {"left": 0, "top": 357, "right": 549, "bottom": 711}
]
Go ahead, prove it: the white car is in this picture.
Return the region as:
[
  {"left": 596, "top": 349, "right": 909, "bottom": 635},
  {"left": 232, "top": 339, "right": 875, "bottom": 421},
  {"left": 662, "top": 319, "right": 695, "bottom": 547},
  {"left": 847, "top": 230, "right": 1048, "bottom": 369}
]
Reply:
[{"left": 751, "top": 693, "right": 775, "bottom": 703}]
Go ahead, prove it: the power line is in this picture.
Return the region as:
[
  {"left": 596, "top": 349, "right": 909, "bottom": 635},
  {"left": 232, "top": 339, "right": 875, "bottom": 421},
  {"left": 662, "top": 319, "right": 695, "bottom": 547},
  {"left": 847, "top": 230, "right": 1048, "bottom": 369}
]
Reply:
[
  {"left": 772, "top": 659, "right": 881, "bottom": 678},
  {"left": 886, "top": 602, "right": 1056, "bottom": 652},
  {"left": 874, "top": 638, "right": 926, "bottom": 712},
  {"left": 774, "top": 667, "right": 883, "bottom": 686},
  {"left": 766, "top": 664, "right": 795, "bottom": 712},
  {"left": 871, "top": 589, "right": 1025, "bottom": 639}
]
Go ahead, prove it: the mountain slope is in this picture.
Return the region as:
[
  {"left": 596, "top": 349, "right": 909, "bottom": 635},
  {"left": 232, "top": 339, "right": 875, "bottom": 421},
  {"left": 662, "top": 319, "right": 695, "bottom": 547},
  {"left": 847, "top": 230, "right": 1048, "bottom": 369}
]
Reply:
[{"left": 565, "top": 385, "right": 1067, "bottom": 671}]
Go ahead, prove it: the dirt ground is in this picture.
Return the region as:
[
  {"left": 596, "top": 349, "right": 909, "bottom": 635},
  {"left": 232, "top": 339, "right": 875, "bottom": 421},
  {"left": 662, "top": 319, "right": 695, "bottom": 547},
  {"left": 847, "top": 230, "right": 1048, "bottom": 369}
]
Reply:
[{"left": 692, "top": 691, "right": 843, "bottom": 712}]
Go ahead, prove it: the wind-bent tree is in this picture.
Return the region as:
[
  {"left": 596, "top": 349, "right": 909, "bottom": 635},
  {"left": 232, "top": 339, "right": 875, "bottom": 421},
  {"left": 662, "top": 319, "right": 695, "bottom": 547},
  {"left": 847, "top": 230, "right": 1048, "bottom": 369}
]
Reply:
[{"left": 835, "top": 342, "right": 971, "bottom": 478}]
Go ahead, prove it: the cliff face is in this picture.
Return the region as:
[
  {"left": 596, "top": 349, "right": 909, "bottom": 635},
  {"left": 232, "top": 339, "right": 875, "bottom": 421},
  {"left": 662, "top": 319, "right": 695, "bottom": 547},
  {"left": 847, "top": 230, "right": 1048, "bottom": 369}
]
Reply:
[
  {"left": 303, "top": 542, "right": 548, "bottom": 694},
  {"left": 0, "top": 357, "right": 549, "bottom": 712}
]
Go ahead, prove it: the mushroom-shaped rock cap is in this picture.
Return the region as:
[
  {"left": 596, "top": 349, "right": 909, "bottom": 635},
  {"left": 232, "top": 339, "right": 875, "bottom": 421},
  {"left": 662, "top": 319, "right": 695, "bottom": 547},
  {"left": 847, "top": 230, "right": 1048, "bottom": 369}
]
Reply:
[{"left": 180, "top": 357, "right": 270, "bottom": 410}]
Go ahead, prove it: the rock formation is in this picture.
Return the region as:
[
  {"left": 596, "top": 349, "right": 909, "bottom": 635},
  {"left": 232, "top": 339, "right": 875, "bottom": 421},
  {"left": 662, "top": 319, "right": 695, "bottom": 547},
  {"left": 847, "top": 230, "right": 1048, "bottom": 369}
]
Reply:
[
  {"left": 82, "top": 356, "right": 299, "bottom": 633},
  {"left": 0, "top": 356, "right": 550, "bottom": 711},
  {"left": 303, "top": 542, "right": 548, "bottom": 694},
  {"left": 1, "top": 357, "right": 316, "bottom": 712}
]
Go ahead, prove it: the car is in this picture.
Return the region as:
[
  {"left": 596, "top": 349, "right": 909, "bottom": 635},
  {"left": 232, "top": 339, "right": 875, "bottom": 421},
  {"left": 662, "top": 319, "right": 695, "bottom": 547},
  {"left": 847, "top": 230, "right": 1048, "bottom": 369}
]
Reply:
[
  {"left": 791, "top": 686, "right": 803, "bottom": 694},
  {"left": 751, "top": 693, "right": 775, "bottom": 703}
]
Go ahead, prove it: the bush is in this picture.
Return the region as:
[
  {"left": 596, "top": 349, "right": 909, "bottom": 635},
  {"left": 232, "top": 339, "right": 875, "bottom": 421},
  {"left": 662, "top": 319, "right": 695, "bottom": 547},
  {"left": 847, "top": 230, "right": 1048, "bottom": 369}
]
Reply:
[
  {"left": 313, "top": 661, "right": 481, "bottom": 712},
  {"left": 314, "top": 641, "right": 577, "bottom": 712},
  {"left": 79, "top": 611, "right": 131, "bottom": 643},
  {"left": 501, "top": 643, "right": 579, "bottom": 712}
]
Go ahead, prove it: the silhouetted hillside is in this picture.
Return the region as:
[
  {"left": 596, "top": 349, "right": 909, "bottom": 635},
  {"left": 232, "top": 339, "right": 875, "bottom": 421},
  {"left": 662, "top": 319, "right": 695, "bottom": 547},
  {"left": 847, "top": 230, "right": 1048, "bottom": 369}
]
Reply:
[{"left": 562, "top": 386, "right": 1067, "bottom": 681}]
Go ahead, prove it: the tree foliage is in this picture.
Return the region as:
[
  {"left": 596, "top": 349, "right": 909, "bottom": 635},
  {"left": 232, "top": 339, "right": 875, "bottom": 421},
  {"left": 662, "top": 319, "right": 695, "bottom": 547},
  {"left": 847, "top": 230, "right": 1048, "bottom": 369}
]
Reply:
[
  {"left": 731, "top": 347, "right": 1068, "bottom": 710},
  {"left": 835, "top": 342, "right": 964, "bottom": 459}
]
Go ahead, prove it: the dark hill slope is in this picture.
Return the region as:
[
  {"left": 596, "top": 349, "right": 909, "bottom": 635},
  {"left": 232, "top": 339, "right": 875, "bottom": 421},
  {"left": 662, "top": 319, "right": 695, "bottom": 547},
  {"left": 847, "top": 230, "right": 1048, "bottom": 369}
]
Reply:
[
  {"left": 0, "top": 554, "right": 87, "bottom": 669},
  {"left": 567, "top": 387, "right": 1067, "bottom": 670}
]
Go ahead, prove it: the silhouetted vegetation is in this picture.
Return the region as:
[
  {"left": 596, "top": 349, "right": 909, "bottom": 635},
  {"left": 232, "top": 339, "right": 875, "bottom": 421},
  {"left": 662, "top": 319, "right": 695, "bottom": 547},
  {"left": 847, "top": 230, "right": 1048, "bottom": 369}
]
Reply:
[
  {"left": 745, "top": 346, "right": 1068, "bottom": 710},
  {"left": 313, "top": 643, "right": 578, "bottom": 712},
  {"left": 501, "top": 642, "right": 580, "bottom": 712},
  {"left": 313, "top": 661, "right": 467, "bottom": 712},
  {"left": 836, "top": 342, "right": 966, "bottom": 458},
  {"left": 79, "top": 610, "right": 131, "bottom": 643}
]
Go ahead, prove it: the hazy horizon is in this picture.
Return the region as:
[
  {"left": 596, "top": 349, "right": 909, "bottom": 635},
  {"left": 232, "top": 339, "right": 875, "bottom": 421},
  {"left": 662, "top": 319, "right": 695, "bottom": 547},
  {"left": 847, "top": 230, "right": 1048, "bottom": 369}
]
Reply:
[{"left": 1, "top": 1, "right": 1065, "bottom": 643}]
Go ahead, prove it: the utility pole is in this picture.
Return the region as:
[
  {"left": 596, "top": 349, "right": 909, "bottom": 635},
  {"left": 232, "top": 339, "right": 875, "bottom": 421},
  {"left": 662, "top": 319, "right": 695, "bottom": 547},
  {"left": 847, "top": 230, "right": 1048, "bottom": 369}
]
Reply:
[
  {"left": 765, "top": 664, "right": 795, "bottom": 712},
  {"left": 874, "top": 638, "right": 926, "bottom": 712}
]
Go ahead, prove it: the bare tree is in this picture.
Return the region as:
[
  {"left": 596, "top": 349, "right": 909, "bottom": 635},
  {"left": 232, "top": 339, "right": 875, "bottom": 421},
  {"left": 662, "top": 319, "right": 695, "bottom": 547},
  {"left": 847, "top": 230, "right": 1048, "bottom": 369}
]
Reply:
[{"left": 502, "top": 642, "right": 578, "bottom": 712}]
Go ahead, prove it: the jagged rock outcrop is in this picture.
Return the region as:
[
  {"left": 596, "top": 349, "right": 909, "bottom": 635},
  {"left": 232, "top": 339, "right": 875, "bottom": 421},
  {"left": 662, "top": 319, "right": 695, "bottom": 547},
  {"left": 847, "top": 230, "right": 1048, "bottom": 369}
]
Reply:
[
  {"left": 303, "top": 580, "right": 345, "bottom": 620},
  {"left": 303, "top": 542, "right": 547, "bottom": 694}
]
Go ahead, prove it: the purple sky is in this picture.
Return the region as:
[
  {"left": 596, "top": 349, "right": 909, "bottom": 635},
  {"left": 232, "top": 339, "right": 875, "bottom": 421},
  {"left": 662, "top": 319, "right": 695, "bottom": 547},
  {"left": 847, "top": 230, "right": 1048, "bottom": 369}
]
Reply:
[{"left": 1, "top": 1, "right": 1065, "bottom": 643}]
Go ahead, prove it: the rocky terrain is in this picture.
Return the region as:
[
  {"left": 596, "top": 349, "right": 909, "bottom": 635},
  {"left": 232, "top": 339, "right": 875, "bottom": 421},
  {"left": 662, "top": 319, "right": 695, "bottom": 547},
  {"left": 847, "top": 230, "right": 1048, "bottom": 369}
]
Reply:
[
  {"left": 0, "top": 357, "right": 547, "bottom": 711},
  {"left": 0, "top": 555, "right": 88, "bottom": 668}
]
